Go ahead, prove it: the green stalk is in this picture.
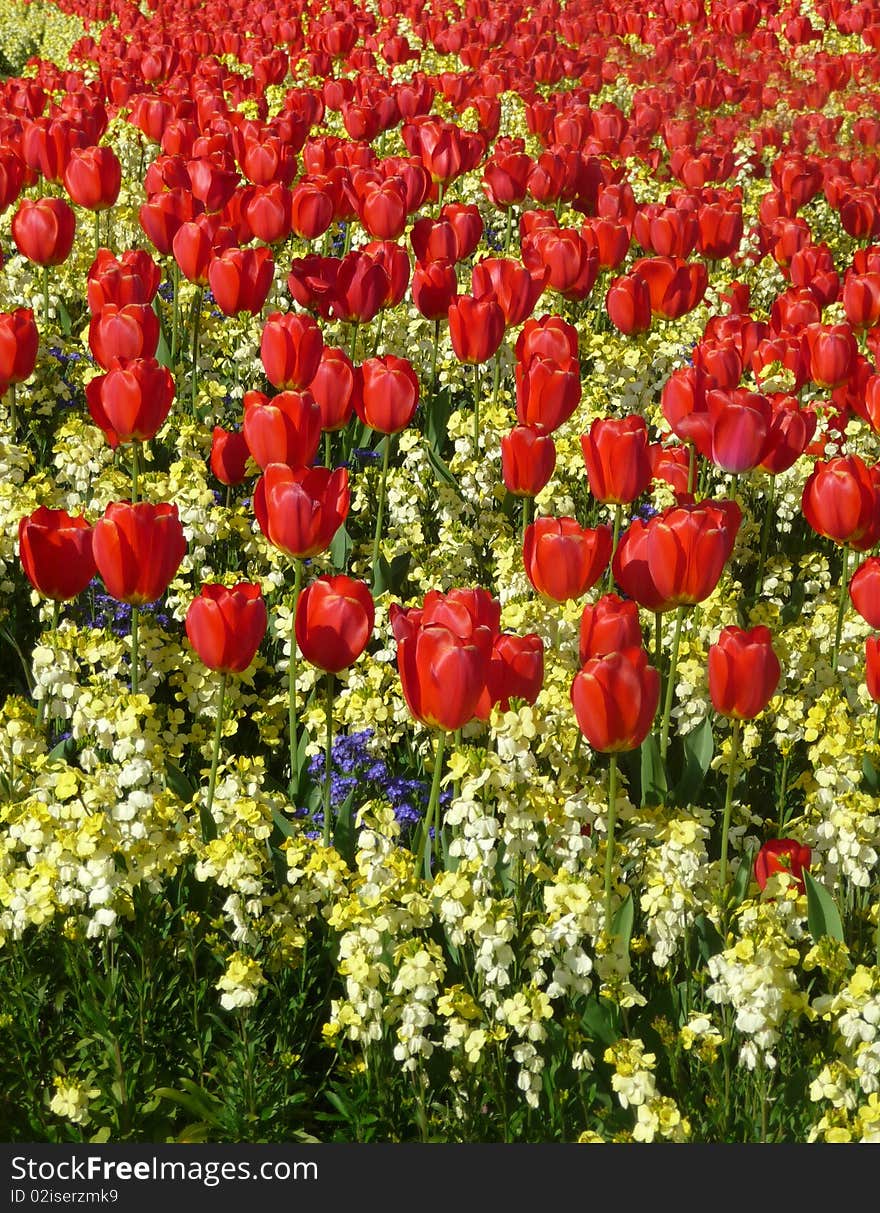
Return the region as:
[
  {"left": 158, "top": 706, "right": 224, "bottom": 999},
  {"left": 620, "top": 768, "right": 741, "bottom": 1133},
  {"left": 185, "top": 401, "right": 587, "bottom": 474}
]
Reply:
[
  {"left": 8, "top": 382, "right": 16, "bottom": 433},
  {"left": 430, "top": 317, "right": 440, "bottom": 397},
  {"left": 343, "top": 220, "right": 353, "bottom": 257},
  {"left": 659, "top": 605, "right": 687, "bottom": 762},
  {"left": 191, "top": 285, "right": 203, "bottom": 418},
  {"left": 371, "top": 435, "right": 392, "bottom": 585},
  {"left": 504, "top": 206, "right": 514, "bottom": 256},
  {"left": 491, "top": 349, "right": 502, "bottom": 405},
  {"left": 288, "top": 558, "right": 304, "bottom": 785},
  {"left": 687, "top": 441, "right": 697, "bottom": 496},
  {"left": 603, "top": 753, "right": 620, "bottom": 932},
  {"left": 201, "top": 670, "right": 227, "bottom": 844},
  {"left": 171, "top": 262, "right": 180, "bottom": 364},
  {"left": 419, "top": 730, "right": 447, "bottom": 880},
  {"left": 43, "top": 266, "right": 50, "bottom": 326},
  {"left": 606, "top": 502, "right": 623, "bottom": 590},
  {"left": 830, "top": 545, "right": 851, "bottom": 675},
  {"left": 472, "top": 361, "right": 481, "bottom": 452},
  {"left": 521, "top": 494, "right": 533, "bottom": 550},
  {"left": 718, "top": 718, "right": 742, "bottom": 891},
  {"left": 755, "top": 474, "right": 776, "bottom": 594},
  {"left": 131, "top": 605, "right": 140, "bottom": 696},
  {"left": 874, "top": 702, "right": 880, "bottom": 748},
  {"left": 653, "top": 611, "right": 663, "bottom": 672},
  {"left": 349, "top": 320, "right": 360, "bottom": 364},
  {"left": 130, "top": 440, "right": 140, "bottom": 503},
  {"left": 436, "top": 180, "right": 445, "bottom": 220},
  {"left": 94, "top": 210, "right": 101, "bottom": 264},
  {"left": 322, "top": 672, "right": 335, "bottom": 848},
  {"left": 324, "top": 429, "right": 332, "bottom": 469},
  {"left": 371, "top": 310, "right": 385, "bottom": 358}
]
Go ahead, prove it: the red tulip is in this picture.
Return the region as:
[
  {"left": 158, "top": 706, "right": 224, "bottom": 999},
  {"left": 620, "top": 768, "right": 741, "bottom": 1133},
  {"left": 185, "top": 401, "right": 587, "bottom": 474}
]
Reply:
[
  {"left": 581, "top": 416, "right": 651, "bottom": 504},
  {"left": 138, "top": 189, "right": 201, "bottom": 256},
  {"left": 708, "top": 625, "right": 781, "bottom": 720},
  {"left": 606, "top": 273, "right": 652, "bottom": 334},
  {"left": 295, "top": 574, "right": 375, "bottom": 673},
  {"left": 331, "top": 251, "right": 388, "bottom": 324},
  {"left": 289, "top": 178, "right": 334, "bottom": 240},
  {"left": 471, "top": 257, "right": 546, "bottom": 328},
  {"left": 0, "top": 309, "right": 38, "bottom": 384},
  {"left": 396, "top": 606, "right": 493, "bottom": 732},
  {"left": 803, "top": 323, "right": 857, "bottom": 390},
  {"left": 802, "top": 455, "right": 879, "bottom": 547},
  {"left": 843, "top": 272, "right": 880, "bottom": 331},
  {"left": 448, "top": 295, "right": 505, "bottom": 364},
  {"left": 849, "top": 557, "right": 880, "bottom": 629},
  {"left": 353, "top": 355, "right": 419, "bottom": 434},
  {"left": 579, "top": 594, "right": 643, "bottom": 663},
  {"left": 243, "top": 389, "right": 322, "bottom": 470},
  {"left": 412, "top": 259, "right": 458, "bottom": 321},
  {"left": 515, "top": 314, "right": 579, "bottom": 363},
  {"left": 260, "top": 311, "right": 323, "bottom": 391},
  {"left": 253, "top": 463, "right": 349, "bottom": 559},
  {"left": 11, "top": 196, "right": 75, "bottom": 266},
  {"left": 245, "top": 183, "right": 293, "bottom": 245},
  {"left": 185, "top": 582, "right": 267, "bottom": 673},
  {"left": 523, "top": 516, "right": 613, "bottom": 602},
  {"left": 90, "top": 358, "right": 175, "bottom": 445},
  {"left": 172, "top": 216, "right": 235, "bottom": 287},
  {"left": 571, "top": 647, "right": 660, "bottom": 752},
  {"left": 501, "top": 424, "right": 556, "bottom": 497},
  {"left": 18, "top": 506, "right": 96, "bottom": 600},
  {"left": 208, "top": 246, "right": 274, "bottom": 316},
  {"left": 754, "top": 838, "right": 811, "bottom": 893},
  {"left": 63, "top": 146, "right": 121, "bottom": 211},
  {"left": 867, "top": 635, "right": 880, "bottom": 702},
  {"left": 515, "top": 354, "right": 581, "bottom": 432},
  {"left": 88, "top": 304, "right": 159, "bottom": 369},
  {"left": 703, "top": 388, "right": 772, "bottom": 474},
  {"left": 92, "top": 501, "right": 186, "bottom": 605},
  {"left": 485, "top": 632, "right": 544, "bottom": 713},
  {"left": 210, "top": 426, "right": 251, "bottom": 487},
  {"left": 87, "top": 249, "right": 160, "bottom": 311},
  {"left": 632, "top": 255, "right": 707, "bottom": 319}
]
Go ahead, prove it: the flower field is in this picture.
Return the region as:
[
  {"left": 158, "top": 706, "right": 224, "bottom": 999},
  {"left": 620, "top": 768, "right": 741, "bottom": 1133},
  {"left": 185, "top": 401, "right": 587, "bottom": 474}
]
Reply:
[{"left": 2, "top": 0, "right": 880, "bottom": 1146}]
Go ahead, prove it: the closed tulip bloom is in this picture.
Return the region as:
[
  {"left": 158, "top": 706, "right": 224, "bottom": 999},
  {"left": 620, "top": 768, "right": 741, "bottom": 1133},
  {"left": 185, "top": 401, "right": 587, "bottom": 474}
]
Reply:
[
  {"left": 759, "top": 396, "right": 817, "bottom": 475},
  {"left": 253, "top": 463, "right": 349, "bottom": 559},
  {"left": 210, "top": 426, "right": 251, "bottom": 486},
  {"left": 849, "top": 557, "right": 880, "bottom": 628},
  {"left": 802, "top": 455, "right": 879, "bottom": 547},
  {"left": 243, "top": 389, "right": 322, "bottom": 470},
  {"left": 515, "top": 354, "right": 581, "bottom": 432},
  {"left": 803, "top": 322, "right": 857, "bottom": 389},
  {"left": 172, "top": 217, "right": 235, "bottom": 286},
  {"left": 87, "top": 248, "right": 160, "bottom": 311},
  {"left": 411, "top": 217, "right": 458, "bottom": 264},
  {"left": 447, "top": 295, "right": 505, "bottom": 364},
  {"left": 331, "top": 252, "right": 388, "bottom": 324},
  {"left": 486, "top": 632, "right": 544, "bottom": 712},
  {"left": 63, "top": 145, "right": 121, "bottom": 211},
  {"left": 309, "top": 346, "right": 356, "bottom": 432},
  {"left": 843, "top": 272, "right": 880, "bottom": 331},
  {"left": 0, "top": 308, "right": 38, "bottom": 384},
  {"left": 581, "top": 416, "right": 651, "bottom": 504},
  {"left": 353, "top": 355, "right": 419, "bottom": 434},
  {"left": 704, "top": 388, "right": 772, "bottom": 473},
  {"left": 295, "top": 574, "right": 375, "bottom": 673},
  {"left": 515, "top": 314, "right": 579, "bottom": 363},
  {"left": 208, "top": 245, "right": 274, "bottom": 316},
  {"left": 579, "top": 594, "right": 643, "bottom": 663},
  {"left": 524, "top": 516, "right": 613, "bottom": 602},
  {"left": 646, "top": 500, "right": 741, "bottom": 608},
  {"left": 89, "top": 304, "right": 159, "bottom": 369},
  {"left": 289, "top": 178, "right": 334, "bottom": 240},
  {"left": 397, "top": 620, "right": 493, "bottom": 732},
  {"left": 185, "top": 582, "right": 267, "bottom": 673},
  {"left": 571, "top": 647, "right": 660, "bottom": 752},
  {"left": 866, "top": 635, "right": 880, "bottom": 702},
  {"left": 91, "top": 358, "right": 175, "bottom": 445},
  {"left": 708, "top": 625, "right": 781, "bottom": 719},
  {"left": 92, "top": 501, "right": 186, "bottom": 605},
  {"left": 471, "top": 257, "right": 546, "bottom": 328},
  {"left": 412, "top": 259, "right": 458, "bottom": 320},
  {"left": 501, "top": 424, "right": 556, "bottom": 497},
  {"left": 260, "top": 311, "right": 323, "bottom": 391},
  {"left": 246, "top": 182, "right": 293, "bottom": 245},
  {"left": 18, "top": 506, "right": 96, "bottom": 600},
  {"left": 606, "top": 273, "right": 652, "bottom": 334},
  {"left": 12, "top": 196, "right": 75, "bottom": 266},
  {"left": 442, "top": 202, "right": 483, "bottom": 260},
  {"left": 754, "top": 838, "right": 811, "bottom": 893}
]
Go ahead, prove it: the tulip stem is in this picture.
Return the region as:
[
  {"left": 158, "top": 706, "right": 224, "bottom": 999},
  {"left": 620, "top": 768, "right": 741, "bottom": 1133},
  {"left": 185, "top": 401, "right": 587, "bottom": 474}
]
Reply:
[
  {"left": 653, "top": 611, "right": 663, "bottom": 672},
  {"left": 371, "top": 435, "right": 392, "bottom": 585},
  {"left": 603, "top": 753, "right": 620, "bottom": 932},
  {"left": 94, "top": 210, "right": 101, "bottom": 265},
  {"left": 521, "top": 495, "right": 533, "bottom": 550},
  {"left": 472, "top": 362, "right": 481, "bottom": 452},
  {"left": 874, "top": 702, "right": 880, "bottom": 748},
  {"left": 343, "top": 221, "right": 352, "bottom": 257},
  {"left": 419, "top": 729, "right": 447, "bottom": 880},
  {"left": 8, "top": 382, "right": 16, "bottom": 433},
  {"left": 191, "top": 286, "right": 203, "bottom": 418},
  {"left": 491, "top": 350, "right": 502, "bottom": 406},
  {"left": 288, "top": 558, "right": 304, "bottom": 785},
  {"left": 430, "top": 318, "right": 440, "bottom": 398},
  {"left": 659, "top": 605, "right": 686, "bottom": 763},
  {"left": 324, "top": 430, "right": 332, "bottom": 469},
  {"left": 36, "top": 600, "right": 61, "bottom": 729},
  {"left": 755, "top": 475, "right": 776, "bottom": 595},
  {"left": 349, "top": 320, "right": 360, "bottom": 364},
  {"left": 43, "top": 266, "right": 50, "bottom": 326},
  {"left": 436, "top": 181, "right": 445, "bottom": 220},
  {"left": 830, "top": 546, "right": 851, "bottom": 675},
  {"left": 718, "top": 718, "right": 742, "bottom": 891},
  {"left": 131, "top": 605, "right": 140, "bottom": 697},
  {"left": 371, "top": 311, "right": 385, "bottom": 358},
  {"left": 606, "top": 503, "right": 623, "bottom": 590},
  {"left": 171, "top": 262, "right": 180, "bottom": 364},
  {"left": 130, "top": 440, "right": 140, "bottom": 503},
  {"left": 687, "top": 441, "right": 697, "bottom": 496},
  {"left": 322, "top": 672, "right": 335, "bottom": 848},
  {"left": 202, "top": 671, "right": 227, "bottom": 844},
  {"left": 504, "top": 207, "right": 514, "bottom": 256}
]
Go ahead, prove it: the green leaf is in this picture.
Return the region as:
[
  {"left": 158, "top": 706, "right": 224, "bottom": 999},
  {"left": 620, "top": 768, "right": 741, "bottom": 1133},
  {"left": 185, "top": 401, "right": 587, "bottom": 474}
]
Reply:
[
  {"left": 56, "top": 298, "right": 73, "bottom": 337},
  {"left": 804, "top": 870, "right": 845, "bottom": 944},
  {"left": 674, "top": 717, "right": 714, "bottom": 805},
  {"left": 640, "top": 732, "right": 667, "bottom": 806},
  {"left": 373, "top": 551, "right": 411, "bottom": 597},
  {"left": 271, "top": 807, "right": 297, "bottom": 840},
  {"left": 424, "top": 386, "right": 453, "bottom": 454},
  {"left": 610, "top": 890, "right": 634, "bottom": 950},
  {"left": 422, "top": 439, "right": 460, "bottom": 492},
  {"left": 692, "top": 913, "right": 724, "bottom": 963},
  {"left": 580, "top": 994, "right": 620, "bottom": 1048},
  {"left": 329, "top": 524, "right": 353, "bottom": 573},
  {"left": 332, "top": 787, "right": 358, "bottom": 867},
  {"left": 165, "top": 759, "right": 195, "bottom": 803},
  {"left": 47, "top": 737, "right": 77, "bottom": 764},
  {"left": 862, "top": 755, "right": 880, "bottom": 794},
  {"left": 154, "top": 316, "right": 173, "bottom": 369},
  {"left": 731, "top": 851, "right": 754, "bottom": 905},
  {"left": 781, "top": 579, "right": 806, "bottom": 625}
]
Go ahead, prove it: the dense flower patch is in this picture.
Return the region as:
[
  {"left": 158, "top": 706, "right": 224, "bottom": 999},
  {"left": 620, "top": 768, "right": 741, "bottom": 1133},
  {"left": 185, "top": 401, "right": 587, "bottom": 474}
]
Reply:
[{"left": 2, "top": 0, "right": 880, "bottom": 1144}]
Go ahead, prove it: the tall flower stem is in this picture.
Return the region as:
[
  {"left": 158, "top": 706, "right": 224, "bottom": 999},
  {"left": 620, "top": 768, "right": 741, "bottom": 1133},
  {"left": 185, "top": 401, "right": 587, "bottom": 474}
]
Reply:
[
  {"left": 430, "top": 318, "right": 440, "bottom": 397},
  {"left": 322, "top": 672, "right": 335, "bottom": 848},
  {"left": 521, "top": 495, "right": 533, "bottom": 550},
  {"left": 718, "top": 718, "right": 742, "bottom": 891},
  {"left": 130, "top": 440, "right": 140, "bottom": 503},
  {"left": 324, "top": 430, "right": 332, "bottom": 469},
  {"left": 94, "top": 210, "right": 101, "bottom": 265},
  {"left": 419, "top": 730, "right": 447, "bottom": 880},
  {"left": 687, "top": 441, "right": 697, "bottom": 495},
  {"left": 504, "top": 206, "right": 514, "bottom": 256},
  {"left": 371, "top": 435, "right": 393, "bottom": 584},
  {"left": 435, "top": 180, "right": 445, "bottom": 220},
  {"left": 830, "top": 545, "right": 851, "bottom": 675},
  {"left": 36, "top": 600, "right": 61, "bottom": 728},
  {"left": 349, "top": 320, "right": 360, "bottom": 364},
  {"left": 8, "top": 382, "right": 16, "bottom": 433},
  {"left": 653, "top": 611, "right": 663, "bottom": 672},
  {"left": 288, "top": 558, "right": 304, "bottom": 784},
  {"left": 171, "top": 262, "right": 181, "bottom": 364},
  {"left": 755, "top": 475, "right": 776, "bottom": 594},
  {"left": 191, "top": 286, "right": 203, "bottom": 417},
  {"left": 202, "top": 670, "right": 228, "bottom": 844},
  {"left": 659, "top": 605, "right": 687, "bottom": 762},
  {"left": 130, "top": 605, "right": 140, "bottom": 696},
  {"left": 472, "top": 362, "right": 481, "bottom": 452},
  {"left": 606, "top": 503, "right": 623, "bottom": 590},
  {"left": 874, "top": 702, "right": 880, "bottom": 748},
  {"left": 603, "top": 753, "right": 620, "bottom": 931},
  {"left": 43, "top": 266, "right": 50, "bottom": 326}
]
